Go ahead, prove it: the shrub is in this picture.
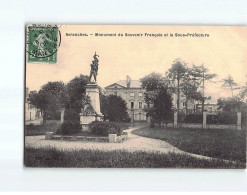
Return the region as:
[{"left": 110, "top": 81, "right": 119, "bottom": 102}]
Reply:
[
  {"left": 64, "top": 109, "right": 80, "bottom": 121},
  {"left": 56, "top": 120, "right": 81, "bottom": 135},
  {"left": 183, "top": 113, "right": 238, "bottom": 125},
  {"left": 207, "top": 112, "right": 237, "bottom": 125},
  {"left": 116, "top": 122, "right": 129, "bottom": 131},
  {"left": 89, "top": 121, "right": 126, "bottom": 136},
  {"left": 184, "top": 114, "right": 203, "bottom": 124}
]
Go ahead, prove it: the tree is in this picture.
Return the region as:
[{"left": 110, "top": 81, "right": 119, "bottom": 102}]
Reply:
[
  {"left": 42, "top": 81, "right": 70, "bottom": 120},
  {"left": 141, "top": 73, "right": 173, "bottom": 127},
  {"left": 166, "top": 59, "right": 187, "bottom": 116},
  {"left": 140, "top": 72, "right": 167, "bottom": 110},
  {"left": 29, "top": 81, "right": 70, "bottom": 123},
  {"left": 140, "top": 72, "right": 166, "bottom": 92},
  {"left": 100, "top": 94, "right": 130, "bottom": 122},
  {"left": 29, "top": 90, "right": 53, "bottom": 124},
  {"left": 238, "top": 76, "right": 247, "bottom": 101},
  {"left": 190, "top": 64, "right": 217, "bottom": 114},
  {"left": 42, "top": 81, "right": 70, "bottom": 108},
  {"left": 222, "top": 75, "right": 239, "bottom": 98},
  {"left": 67, "top": 74, "right": 89, "bottom": 112},
  {"left": 217, "top": 97, "right": 247, "bottom": 113},
  {"left": 100, "top": 93, "right": 109, "bottom": 121},
  {"left": 149, "top": 87, "right": 173, "bottom": 127},
  {"left": 240, "top": 85, "right": 247, "bottom": 101},
  {"left": 179, "top": 68, "right": 204, "bottom": 114},
  {"left": 180, "top": 74, "right": 203, "bottom": 114}
]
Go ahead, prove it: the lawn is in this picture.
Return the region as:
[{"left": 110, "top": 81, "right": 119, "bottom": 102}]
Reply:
[
  {"left": 24, "top": 147, "right": 245, "bottom": 168},
  {"left": 25, "top": 120, "right": 61, "bottom": 136},
  {"left": 132, "top": 127, "right": 246, "bottom": 163}
]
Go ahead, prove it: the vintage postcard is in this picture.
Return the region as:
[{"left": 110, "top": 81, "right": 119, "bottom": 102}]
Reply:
[{"left": 25, "top": 25, "right": 247, "bottom": 168}]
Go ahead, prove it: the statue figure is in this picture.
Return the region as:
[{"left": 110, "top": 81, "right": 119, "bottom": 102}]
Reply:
[{"left": 89, "top": 52, "right": 99, "bottom": 82}]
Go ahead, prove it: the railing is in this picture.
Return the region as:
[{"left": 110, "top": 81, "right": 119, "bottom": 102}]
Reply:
[{"left": 166, "top": 123, "right": 244, "bottom": 130}]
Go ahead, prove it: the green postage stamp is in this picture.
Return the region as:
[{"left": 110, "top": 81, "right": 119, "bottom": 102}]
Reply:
[{"left": 26, "top": 24, "right": 60, "bottom": 63}]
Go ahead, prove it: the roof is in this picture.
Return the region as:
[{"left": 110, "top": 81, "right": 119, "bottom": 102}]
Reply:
[
  {"left": 118, "top": 80, "right": 142, "bottom": 88},
  {"left": 106, "top": 80, "right": 142, "bottom": 89}
]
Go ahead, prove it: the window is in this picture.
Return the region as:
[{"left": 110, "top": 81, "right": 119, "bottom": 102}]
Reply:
[
  {"left": 131, "top": 102, "right": 134, "bottom": 109},
  {"left": 183, "top": 102, "right": 186, "bottom": 107},
  {"left": 130, "top": 92, "right": 135, "bottom": 97},
  {"left": 138, "top": 92, "right": 143, "bottom": 97},
  {"left": 208, "top": 107, "right": 212, "bottom": 113},
  {"left": 139, "top": 102, "right": 142, "bottom": 109},
  {"left": 113, "top": 92, "right": 117, "bottom": 96}
]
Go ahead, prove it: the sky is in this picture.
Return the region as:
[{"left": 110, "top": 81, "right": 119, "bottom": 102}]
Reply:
[{"left": 26, "top": 25, "right": 247, "bottom": 103}]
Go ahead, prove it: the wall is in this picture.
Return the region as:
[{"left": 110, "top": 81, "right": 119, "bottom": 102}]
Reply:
[{"left": 25, "top": 102, "right": 39, "bottom": 121}]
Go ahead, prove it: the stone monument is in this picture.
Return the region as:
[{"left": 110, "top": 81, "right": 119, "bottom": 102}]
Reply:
[{"left": 79, "top": 52, "right": 103, "bottom": 130}]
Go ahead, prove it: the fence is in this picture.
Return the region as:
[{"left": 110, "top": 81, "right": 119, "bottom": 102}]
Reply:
[
  {"left": 166, "top": 123, "right": 241, "bottom": 130},
  {"left": 171, "top": 111, "right": 247, "bottom": 130}
]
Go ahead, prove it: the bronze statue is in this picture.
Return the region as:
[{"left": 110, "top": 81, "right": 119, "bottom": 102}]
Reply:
[{"left": 89, "top": 52, "right": 99, "bottom": 82}]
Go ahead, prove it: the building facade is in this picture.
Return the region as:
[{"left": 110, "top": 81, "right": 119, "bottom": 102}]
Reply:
[
  {"left": 196, "top": 103, "right": 219, "bottom": 115},
  {"left": 25, "top": 87, "right": 41, "bottom": 121},
  {"left": 105, "top": 76, "right": 218, "bottom": 121},
  {"left": 172, "top": 93, "right": 195, "bottom": 114},
  {"left": 105, "top": 76, "right": 147, "bottom": 121}
]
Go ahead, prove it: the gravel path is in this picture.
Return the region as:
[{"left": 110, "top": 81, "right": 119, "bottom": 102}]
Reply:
[
  {"left": 25, "top": 126, "right": 184, "bottom": 154},
  {"left": 25, "top": 126, "right": 241, "bottom": 164}
]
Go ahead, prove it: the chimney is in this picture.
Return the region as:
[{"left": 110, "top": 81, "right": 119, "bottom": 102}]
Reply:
[{"left": 126, "top": 75, "right": 131, "bottom": 88}]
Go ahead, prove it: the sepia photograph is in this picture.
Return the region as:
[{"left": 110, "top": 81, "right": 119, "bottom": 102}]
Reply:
[{"left": 24, "top": 25, "right": 247, "bottom": 168}]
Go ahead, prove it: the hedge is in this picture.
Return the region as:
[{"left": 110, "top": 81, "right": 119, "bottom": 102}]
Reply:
[
  {"left": 56, "top": 120, "right": 81, "bottom": 135},
  {"left": 207, "top": 112, "right": 237, "bottom": 125},
  {"left": 183, "top": 114, "right": 203, "bottom": 124},
  {"left": 89, "top": 121, "right": 128, "bottom": 136},
  {"left": 64, "top": 109, "right": 80, "bottom": 121},
  {"left": 183, "top": 112, "right": 239, "bottom": 125}
]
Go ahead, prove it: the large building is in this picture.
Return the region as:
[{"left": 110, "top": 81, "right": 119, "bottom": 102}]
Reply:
[
  {"left": 105, "top": 76, "right": 218, "bottom": 121},
  {"left": 105, "top": 76, "right": 147, "bottom": 121},
  {"left": 173, "top": 93, "right": 219, "bottom": 115}
]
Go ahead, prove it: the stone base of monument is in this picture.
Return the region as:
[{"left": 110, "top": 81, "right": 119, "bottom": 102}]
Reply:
[
  {"left": 108, "top": 133, "right": 128, "bottom": 143},
  {"left": 45, "top": 132, "right": 54, "bottom": 140},
  {"left": 79, "top": 82, "right": 104, "bottom": 131},
  {"left": 44, "top": 132, "right": 128, "bottom": 143},
  {"left": 80, "top": 115, "right": 104, "bottom": 131},
  {"left": 52, "top": 135, "right": 109, "bottom": 142},
  {"left": 108, "top": 134, "right": 117, "bottom": 143}
]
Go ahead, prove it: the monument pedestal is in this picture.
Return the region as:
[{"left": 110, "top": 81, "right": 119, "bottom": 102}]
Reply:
[
  {"left": 85, "top": 83, "right": 102, "bottom": 115},
  {"left": 80, "top": 82, "right": 103, "bottom": 131}
]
